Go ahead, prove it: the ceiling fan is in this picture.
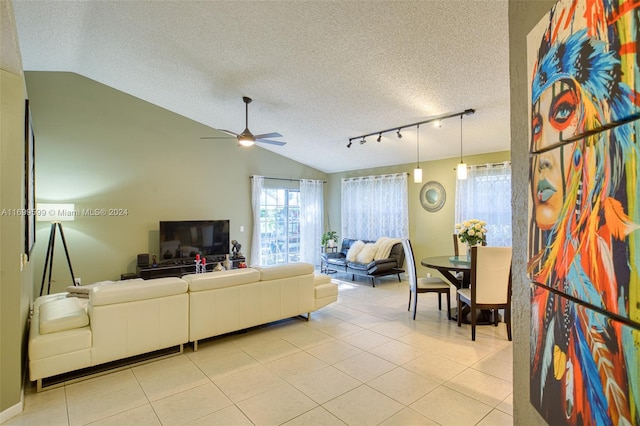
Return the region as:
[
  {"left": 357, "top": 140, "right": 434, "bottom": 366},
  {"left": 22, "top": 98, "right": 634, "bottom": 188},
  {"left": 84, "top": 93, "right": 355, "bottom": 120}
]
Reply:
[{"left": 201, "top": 96, "right": 286, "bottom": 147}]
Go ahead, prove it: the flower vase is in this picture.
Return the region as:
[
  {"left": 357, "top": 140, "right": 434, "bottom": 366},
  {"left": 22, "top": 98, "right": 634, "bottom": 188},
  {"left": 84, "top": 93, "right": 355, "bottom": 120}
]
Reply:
[{"left": 467, "top": 245, "right": 476, "bottom": 259}]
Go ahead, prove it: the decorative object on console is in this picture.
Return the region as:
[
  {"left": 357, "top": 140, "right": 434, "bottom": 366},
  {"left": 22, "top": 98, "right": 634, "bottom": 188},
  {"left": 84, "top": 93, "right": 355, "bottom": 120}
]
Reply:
[
  {"left": 37, "top": 203, "right": 77, "bottom": 296},
  {"left": 231, "top": 240, "right": 243, "bottom": 258},
  {"left": 137, "top": 253, "right": 149, "bottom": 266},
  {"left": 194, "top": 254, "right": 206, "bottom": 274},
  {"left": 214, "top": 262, "right": 223, "bottom": 272},
  {"left": 419, "top": 181, "right": 446, "bottom": 212}
]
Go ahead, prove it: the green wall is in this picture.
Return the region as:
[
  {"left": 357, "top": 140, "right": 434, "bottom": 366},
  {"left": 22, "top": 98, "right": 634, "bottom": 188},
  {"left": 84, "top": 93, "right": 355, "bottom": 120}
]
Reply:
[
  {"left": 0, "top": 33, "right": 35, "bottom": 423},
  {"left": 24, "top": 72, "right": 328, "bottom": 293},
  {"left": 326, "top": 151, "right": 510, "bottom": 274}
]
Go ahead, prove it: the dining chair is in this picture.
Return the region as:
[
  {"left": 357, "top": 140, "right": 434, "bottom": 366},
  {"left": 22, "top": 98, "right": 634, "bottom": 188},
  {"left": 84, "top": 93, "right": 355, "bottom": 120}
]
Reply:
[
  {"left": 457, "top": 245, "right": 512, "bottom": 341},
  {"left": 452, "top": 233, "right": 468, "bottom": 256},
  {"left": 402, "top": 239, "right": 452, "bottom": 320}
]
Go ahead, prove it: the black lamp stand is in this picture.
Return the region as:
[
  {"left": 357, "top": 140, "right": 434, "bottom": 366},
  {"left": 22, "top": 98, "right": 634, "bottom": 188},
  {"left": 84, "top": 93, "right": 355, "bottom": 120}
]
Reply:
[{"left": 39, "top": 221, "right": 76, "bottom": 296}]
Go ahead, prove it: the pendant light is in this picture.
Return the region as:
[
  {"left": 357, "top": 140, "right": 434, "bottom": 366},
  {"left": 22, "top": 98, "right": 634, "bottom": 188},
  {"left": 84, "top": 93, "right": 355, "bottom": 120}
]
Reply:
[
  {"left": 414, "top": 124, "right": 422, "bottom": 183},
  {"left": 457, "top": 115, "right": 467, "bottom": 180}
]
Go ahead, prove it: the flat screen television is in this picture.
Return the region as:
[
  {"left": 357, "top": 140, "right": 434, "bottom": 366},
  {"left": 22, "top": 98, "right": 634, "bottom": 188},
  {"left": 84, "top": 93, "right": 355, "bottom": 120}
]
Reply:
[{"left": 159, "top": 220, "right": 230, "bottom": 260}]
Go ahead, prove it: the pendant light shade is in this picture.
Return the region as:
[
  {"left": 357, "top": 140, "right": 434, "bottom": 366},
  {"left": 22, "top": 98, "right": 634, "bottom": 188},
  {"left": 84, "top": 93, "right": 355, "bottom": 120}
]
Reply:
[
  {"left": 414, "top": 124, "right": 422, "bottom": 183},
  {"left": 457, "top": 115, "right": 467, "bottom": 180},
  {"left": 414, "top": 167, "right": 423, "bottom": 183},
  {"left": 457, "top": 162, "right": 467, "bottom": 179}
]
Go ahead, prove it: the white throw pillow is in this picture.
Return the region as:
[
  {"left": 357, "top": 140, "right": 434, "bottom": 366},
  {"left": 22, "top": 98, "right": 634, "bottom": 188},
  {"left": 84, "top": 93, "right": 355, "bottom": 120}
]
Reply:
[
  {"left": 346, "top": 240, "right": 365, "bottom": 262},
  {"left": 39, "top": 297, "right": 89, "bottom": 334},
  {"left": 357, "top": 243, "right": 378, "bottom": 264}
]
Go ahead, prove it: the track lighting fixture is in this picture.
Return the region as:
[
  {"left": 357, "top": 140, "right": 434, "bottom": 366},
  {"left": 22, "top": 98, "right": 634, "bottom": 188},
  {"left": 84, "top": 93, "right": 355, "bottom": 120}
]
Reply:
[
  {"left": 414, "top": 124, "right": 422, "bottom": 183},
  {"left": 457, "top": 115, "right": 468, "bottom": 180},
  {"left": 434, "top": 119, "right": 442, "bottom": 128},
  {"left": 346, "top": 108, "right": 475, "bottom": 153}
]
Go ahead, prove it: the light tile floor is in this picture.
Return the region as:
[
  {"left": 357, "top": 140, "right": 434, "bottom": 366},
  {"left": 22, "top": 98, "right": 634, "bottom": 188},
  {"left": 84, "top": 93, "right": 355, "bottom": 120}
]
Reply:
[{"left": 7, "top": 275, "right": 513, "bottom": 425}]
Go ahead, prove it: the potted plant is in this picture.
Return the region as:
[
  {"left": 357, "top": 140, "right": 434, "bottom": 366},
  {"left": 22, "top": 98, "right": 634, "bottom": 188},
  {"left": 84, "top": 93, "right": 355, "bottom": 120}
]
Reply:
[{"left": 322, "top": 231, "right": 339, "bottom": 248}]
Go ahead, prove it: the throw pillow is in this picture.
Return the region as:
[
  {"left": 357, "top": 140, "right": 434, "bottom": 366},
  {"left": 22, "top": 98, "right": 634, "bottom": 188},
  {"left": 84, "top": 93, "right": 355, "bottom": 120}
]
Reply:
[
  {"left": 39, "top": 297, "right": 89, "bottom": 334},
  {"left": 346, "top": 240, "right": 365, "bottom": 262},
  {"left": 357, "top": 243, "right": 378, "bottom": 264}
]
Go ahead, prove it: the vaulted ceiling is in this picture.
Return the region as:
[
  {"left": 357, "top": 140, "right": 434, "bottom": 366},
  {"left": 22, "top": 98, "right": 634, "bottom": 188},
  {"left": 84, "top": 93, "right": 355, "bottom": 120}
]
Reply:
[{"left": 13, "top": 0, "right": 511, "bottom": 173}]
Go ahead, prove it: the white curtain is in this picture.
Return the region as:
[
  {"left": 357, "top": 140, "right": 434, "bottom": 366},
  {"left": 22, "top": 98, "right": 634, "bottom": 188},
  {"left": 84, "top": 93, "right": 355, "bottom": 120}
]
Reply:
[
  {"left": 299, "top": 179, "right": 324, "bottom": 266},
  {"left": 341, "top": 173, "right": 409, "bottom": 240},
  {"left": 250, "top": 175, "right": 264, "bottom": 266},
  {"left": 455, "top": 162, "right": 512, "bottom": 246}
]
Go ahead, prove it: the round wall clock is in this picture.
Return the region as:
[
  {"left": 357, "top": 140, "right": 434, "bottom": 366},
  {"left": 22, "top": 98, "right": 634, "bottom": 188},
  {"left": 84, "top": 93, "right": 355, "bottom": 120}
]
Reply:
[{"left": 419, "top": 181, "right": 446, "bottom": 212}]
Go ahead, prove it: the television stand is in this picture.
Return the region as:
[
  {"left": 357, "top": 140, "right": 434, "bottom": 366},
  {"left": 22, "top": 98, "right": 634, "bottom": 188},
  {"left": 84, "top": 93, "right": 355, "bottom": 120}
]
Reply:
[{"left": 136, "top": 256, "right": 246, "bottom": 280}]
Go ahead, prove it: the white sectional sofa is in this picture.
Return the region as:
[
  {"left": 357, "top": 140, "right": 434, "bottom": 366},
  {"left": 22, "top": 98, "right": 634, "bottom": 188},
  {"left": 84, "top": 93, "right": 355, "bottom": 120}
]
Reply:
[{"left": 28, "top": 263, "right": 337, "bottom": 390}]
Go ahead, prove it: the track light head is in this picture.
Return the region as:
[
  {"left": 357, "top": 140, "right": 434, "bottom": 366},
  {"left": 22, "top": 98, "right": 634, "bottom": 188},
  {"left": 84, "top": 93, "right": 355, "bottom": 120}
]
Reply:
[
  {"left": 347, "top": 141, "right": 352, "bottom": 148},
  {"left": 360, "top": 137, "right": 366, "bottom": 145},
  {"left": 434, "top": 119, "right": 442, "bottom": 128},
  {"left": 377, "top": 133, "right": 382, "bottom": 142},
  {"left": 396, "top": 129, "right": 402, "bottom": 139}
]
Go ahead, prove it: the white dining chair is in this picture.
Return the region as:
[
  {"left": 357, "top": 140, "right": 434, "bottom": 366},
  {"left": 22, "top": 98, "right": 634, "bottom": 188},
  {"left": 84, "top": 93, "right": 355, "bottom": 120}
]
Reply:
[
  {"left": 402, "top": 239, "right": 452, "bottom": 320},
  {"left": 457, "top": 245, "right": 512, "bottom": 341}
]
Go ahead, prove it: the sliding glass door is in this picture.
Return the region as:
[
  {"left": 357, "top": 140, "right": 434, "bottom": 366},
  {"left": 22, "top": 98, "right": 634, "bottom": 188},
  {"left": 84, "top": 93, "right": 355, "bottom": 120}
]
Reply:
[{"left": 259, "top": 188, "right": 300, "bottom": 265}]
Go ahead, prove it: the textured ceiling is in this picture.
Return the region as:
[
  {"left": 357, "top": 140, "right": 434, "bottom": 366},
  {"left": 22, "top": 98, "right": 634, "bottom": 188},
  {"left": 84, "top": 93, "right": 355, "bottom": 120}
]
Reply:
[{"left": 12, "top": 0, "right": 511, "bottom": 174}]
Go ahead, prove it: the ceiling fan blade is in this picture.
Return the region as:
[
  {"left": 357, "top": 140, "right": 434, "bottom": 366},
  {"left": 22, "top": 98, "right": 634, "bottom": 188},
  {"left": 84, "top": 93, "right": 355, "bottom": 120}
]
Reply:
[
  {"left": 256, "top": 138, "right": 286, "bottom": 146},
  {"left": 217, "top": 129, "right": 239, "bottom": 137},
  {"left": 200, "top": 136, "right": 235, "bottom": 139},
  {"left": 200, "top": 128, "right": 239, "bottom": 140},
  {"left": 253, "top": 132, "right": 282, "bottom": 139}
]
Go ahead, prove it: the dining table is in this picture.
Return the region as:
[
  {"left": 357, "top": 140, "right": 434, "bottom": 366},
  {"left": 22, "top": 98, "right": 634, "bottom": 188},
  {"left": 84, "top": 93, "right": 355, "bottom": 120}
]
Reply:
[
  {"left": 420, "top": 255, "right": 471, "bottom": 289},
  {"left": 420, "top": 255, "right": 494, "bottom": 324}
]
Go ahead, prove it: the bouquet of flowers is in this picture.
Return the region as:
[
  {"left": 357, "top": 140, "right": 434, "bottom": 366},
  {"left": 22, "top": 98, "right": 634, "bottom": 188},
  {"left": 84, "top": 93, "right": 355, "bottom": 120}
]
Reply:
[{"left": 455, "top": 219, "right": 487, "bottom": 246}]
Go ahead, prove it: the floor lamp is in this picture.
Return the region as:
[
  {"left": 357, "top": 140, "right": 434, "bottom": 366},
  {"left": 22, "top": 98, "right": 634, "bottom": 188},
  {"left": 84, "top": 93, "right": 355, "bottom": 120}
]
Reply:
[{"left": 38, "top": 203, "right": 77, "bottom": 296}]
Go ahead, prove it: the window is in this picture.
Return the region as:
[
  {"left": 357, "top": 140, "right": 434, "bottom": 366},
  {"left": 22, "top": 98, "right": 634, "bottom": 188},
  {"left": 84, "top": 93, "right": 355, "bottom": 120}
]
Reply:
[
  {"left": 259, "top": 188, "right": 300, "bottom": 265},
  {"left": 341, "top": 173, "right": 409, "bottom": 240},
  {"left": 455, "top": 162, "right": 512, "bottom": 246}
]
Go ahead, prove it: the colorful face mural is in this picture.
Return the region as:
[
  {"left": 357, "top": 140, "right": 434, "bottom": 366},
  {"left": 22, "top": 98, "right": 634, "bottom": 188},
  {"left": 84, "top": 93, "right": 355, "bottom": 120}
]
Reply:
[{"left": 527, "top": 0, "right": 640, "bottom": 424}]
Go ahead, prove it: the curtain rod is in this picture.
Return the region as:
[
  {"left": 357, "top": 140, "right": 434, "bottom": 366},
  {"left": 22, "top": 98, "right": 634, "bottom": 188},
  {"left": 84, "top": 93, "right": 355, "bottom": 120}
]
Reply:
[
  {"left": 250, "top": 176, "right": 327, "bottom": 183},
  {"left": 451, "top": 161, "right": 511, "bottom": 171},
  {"left": 342, "top": 172, "right": 409, "bottom": 182}
]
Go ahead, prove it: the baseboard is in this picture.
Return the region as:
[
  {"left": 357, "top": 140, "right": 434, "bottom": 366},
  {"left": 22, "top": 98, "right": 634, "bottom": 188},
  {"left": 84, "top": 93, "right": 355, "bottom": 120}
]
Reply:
[
  {"left": 1, "top": 331, "right": 29, "bottom": 423},
  {"left": 0, "top": 396, "right": 23, "bottom": 424}
]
